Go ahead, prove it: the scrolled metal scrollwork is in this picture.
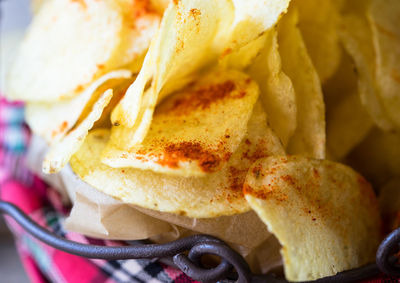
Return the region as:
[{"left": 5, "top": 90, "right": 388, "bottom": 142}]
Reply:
[{"left": 1, "top": 200, "right": 400, "bottom": 282}]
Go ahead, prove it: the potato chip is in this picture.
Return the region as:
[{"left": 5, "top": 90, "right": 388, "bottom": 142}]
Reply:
[
  {"left": 368, "top": 0, "right": 400, "bottom": 129},
  {"left": 378, "top": 178, "right": 400, "bottom": 232},
  {"left": 113, "top": 0, "right": 162, "bottom": 69},
  {"left": 102, "top": 69, "right": 259, "bottom": 176},
  {"left": 25, "top": 70, "right": 132, "bottom": 144},
  {"left": 43, "top": 90, "right": 113, "bottom": 174},
  {"left": 244, "top": 156, "right": 381, "bottom": 281},
  {"left": 339, "top": 2, "right": 395, "bottom": 130},
  {"left": 220, "top": 34, "right": 268, "bottom": 70},
  {"left": 7, "top": 0, "right": 124, "bottom": 102},
  {"left": 326, "top": 91, "right": 373, "bottom": 160},
  {"left": 278, "top": 10, "right": 325, "bottom": 159},
  {"left": 293, "top": 0, "right": 342, "bottom": 83},
  {"left": 249, "top": 29, "right": 297, "bottom": 147},
  {"left": 111, "top": 0, "right": 291, "bottom": 145},
  {"left": 322, "top": 49, "right": 359, "bottom": 110},
  {"left": 218, "top": 0, "right": 291, "bottom": 52},
  {"left": 111, "top": 0, "right": 231, "bottom": 128},
  {"left": 71, "top": 102, "right": 284, "bottom": 218},
  {"left": 348, "top": 128, "right": 400, "bottom": 187}
]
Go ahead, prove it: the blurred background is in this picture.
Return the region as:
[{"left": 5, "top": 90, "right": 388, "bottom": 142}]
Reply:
[{"left": 1, "top": 0, "right": 31, "bottom": 281}]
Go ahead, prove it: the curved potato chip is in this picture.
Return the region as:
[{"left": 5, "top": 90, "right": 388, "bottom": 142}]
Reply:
[
  {"left": 339, "top": 2, "right": 395, "bottom": 130},
  {"left": 278, "top": 10, "right": 325, "bottom": 159},
  {"left": 326, "top": 91, "right": 373, "bottom": 160},
  {"left": 103, "top": 69, "right": 259, "bottom": 176},
  {"left": 113, "top": 0, "right": 161, "bottom": 69},
  {"left": 348, "top": 128, "right": 400, "bottom": 187},
  {"left": 7, "top": 0, "right": 124, "bottom": 102},
  {"left": 294, "top": 0, "right": 342, "bottom": 83},
  {"left": 111, "top": 0, "right": 291, "bottom": 146},
  {"left": 218, "top": 0, "right": 291, "bottom": 52},
  {"left": 220, "top": 34, "right": 268, "bottom": 70},
  {"left": 249, "top": 29, "right": 297, "bottom": 147},
  {"left": 368, "top": 0, "right": 400, "bottom": 129},
  {"left": 111, "top": 0, "right": 231, "bottom": 128},
  {"left": 43, "top": 90, "right": 113, "bottom": 174},
  {"left": 244, "top": 156, "right": 381, "bottom": 281},
  {"left": 71, "top": 103, "right": 284, "bottom": 218},
  {"left": 25, "top": 70, "right": 132, "bottom": 144}
]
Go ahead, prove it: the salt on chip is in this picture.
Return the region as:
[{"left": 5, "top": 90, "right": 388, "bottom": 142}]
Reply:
[
  {"left": 244, "top": 156, "right": 381, "bottom": 281},
  {"left": 249, "top": 29, "right": 297, "bottom": 147},
  {"left": 43, "top": 90, "right": 113, "bottom": 174},
  {"left": 102, "top": 69, "right": 259, "bottom": 177},
  {"left": 278, "top": 9, "right": 325, "bottom": 159},
  {"left": 71, "top": 102, "right": 284, "bottom": 218},
  {"left": 25, "top": 70, "right": 132, "bottom": 144},
  {"left": 7, "top": 0, "right": 124, "bottom": 102},
  {"left": 368, "top": 0, "right": 400, "bottom": 129},
  {"left": 294, "top": 0, "right": 342, "bottom": 83},
  {"left": 326, "top": 91, "right": 373, "bottom": 160},
  {"left": 339, "top": 2, "right": 395, "bottom": 130}
]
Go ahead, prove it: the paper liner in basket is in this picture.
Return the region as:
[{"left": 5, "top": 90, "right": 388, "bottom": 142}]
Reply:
[{"left": 26, "top": 134, "right": 283, "bottom": 273}]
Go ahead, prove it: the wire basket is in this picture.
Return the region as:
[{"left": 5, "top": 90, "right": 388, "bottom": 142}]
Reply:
[{"left": 0, "top": 200, "right": 399, "bottom": 283}]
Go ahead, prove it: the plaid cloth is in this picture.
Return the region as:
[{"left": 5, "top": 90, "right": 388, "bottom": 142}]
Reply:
[
  {"left": 0, "top": 97, "right": 197, "bottom": 283},
  {"left": 0, "top": 96, "right": 399, "bottom": 283}
]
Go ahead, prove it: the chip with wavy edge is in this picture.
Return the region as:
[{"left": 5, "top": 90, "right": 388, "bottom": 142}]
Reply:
[
  {"left": 244, "top": 156, "right": 381, "bottom": 281},
  {"left": 294, "top": 0, "right": 342, "bottom": 83},
  {"left": 71, "top": 102, "right": 284, "bottom": 218},
  {"left": 25, "top": 70, "right": 132, "bottom": 145},
  {"left": 7, "top": 0, "right": 123, "bottom": 102},
  {"left": 368, "top": 0, "right": 400, "bottom": 129},
  {"left": 338, "top": 1, "right": 395, "bottom": 130},
  {"left": 43, "top": 90, "right": 113, "bottom": 174},
  {"left": 278, "top": 9, "right": 325, "bottom": 159},
  {"left": 249, "top": 29, "right": 297, "bottom": 148},
  {"left": 103, "top": 69, "right": 259, "bottom": 177},
  {"left": 7, "top": 0, "right": 160, "bottom": 102},
  {"left": 111, "top": 0, "right": 291, "bottom": 147}
]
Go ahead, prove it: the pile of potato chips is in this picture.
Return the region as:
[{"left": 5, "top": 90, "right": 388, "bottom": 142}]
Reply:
[{"left": 6, "top": 0, "right": 400, "bottom": 281}]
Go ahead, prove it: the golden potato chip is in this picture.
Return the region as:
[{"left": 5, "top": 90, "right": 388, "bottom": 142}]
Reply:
[
  {"left": 322, "top": 49, "right": 358, "bottom": 110},
  {"left": 218, "top": 0, "right": 291, "bottom": 52},
  {"left": 249, "top": 29, "right": 297, "bottom": 147},
  {"left": 43, "top": 90, "right": 113, "bottom": 174},
  {"left": 220, "top": 34, "right": 268, "bottom": 70},
  {"left": 244, "top": 156, "right": 381, "bottom": 281},
  {"left": 368, "top": 0, "right": 400, "bottom": 128},
  {"left": 71, "top": 102, "right": 284, "bottom": 218},
  {"left": 294, "top": 0, "right": 342, "bottom": 83},
  {"left": 278, "top": 10, "right": 325, "bottom": 159},
  {"left": 111, "top": 0, "right": 291, "bottom": 145},
  {"left": 326, "top": 91, "right": 373, "bottom": 160},
  {"left": 339, "top": 2, "right": 395, "bottom": 130},
  {"left": 111, "top": 0, "right": 231, "bottom": 129},
  {"left": 102, "top": 69, "right": 259, "bottom": 176},
  {"left": 113, "top": 0, "right": 161, "bottom": 69},
  {"left": 7, "top": 0, "right": 124, "bottom": 102},
  {"left": 25, "top": 70, "right": 132, "bottom": 144},
  {"left": 348, "top": 128, "right": 400, "bottom": 187}
]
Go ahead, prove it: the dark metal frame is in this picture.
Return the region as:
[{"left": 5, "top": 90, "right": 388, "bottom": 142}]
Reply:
[{"left": 0, "top": 200, "right": 398, "bottom": 282}]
